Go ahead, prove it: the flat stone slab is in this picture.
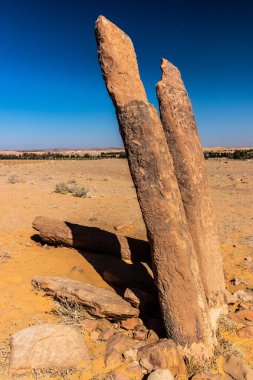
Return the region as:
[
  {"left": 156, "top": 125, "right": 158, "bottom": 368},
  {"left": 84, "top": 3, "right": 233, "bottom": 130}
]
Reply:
[
  {"left": 9, "top": 324, "right": 90, "bottom": 374},
  {"left": 32, "top": 276, "right": 139, "bottom": 320}
]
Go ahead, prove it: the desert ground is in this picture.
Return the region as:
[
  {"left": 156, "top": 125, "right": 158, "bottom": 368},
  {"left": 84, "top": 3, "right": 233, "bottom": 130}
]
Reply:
[{"left": 0, "top": 158, "right": 252, "bottom": 379}]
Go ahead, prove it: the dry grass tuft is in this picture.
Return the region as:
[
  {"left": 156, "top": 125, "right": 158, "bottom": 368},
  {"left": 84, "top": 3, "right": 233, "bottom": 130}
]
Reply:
[{"left": 51, "top": 299, "right": 90, "bottom": 329}]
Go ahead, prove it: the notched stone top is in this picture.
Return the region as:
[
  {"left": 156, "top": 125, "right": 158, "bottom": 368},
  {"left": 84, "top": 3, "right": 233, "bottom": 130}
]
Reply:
[
  {"left": 95, "top": 15, "right": 147, "bottom": 108},
  {"left": 157, "top": 58, "right": 186, "bottom": 92}
]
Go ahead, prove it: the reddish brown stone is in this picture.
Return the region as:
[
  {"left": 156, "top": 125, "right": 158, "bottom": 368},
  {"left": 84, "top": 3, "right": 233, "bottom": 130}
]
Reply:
[
  {"left": 156, "top": 59, "right": 226, "bottom": 329},
  {"left": 137, "top": 339, "right": 187, "bottom": 377},
  {"left": 121, "top": 318, "right": 140, "bottom": 331},
  {"left": 95, "top": 15, "right": 213, "bottom": 353},
  {"left": 228, "top": 309, "right": 253, "bottom": 323},
  {"left": 237, "top": 326, "right": 253, "bottom": 338}
]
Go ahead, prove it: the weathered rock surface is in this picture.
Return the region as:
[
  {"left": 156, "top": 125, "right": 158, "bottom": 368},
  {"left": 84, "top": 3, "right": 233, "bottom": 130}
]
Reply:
[
  {"left": 105, "top": 333, "right": 134, "bottom": 366},
  {"left": 33, "top": 215, "right": 151, "bottom": 262},
  {"left": 147, "top": 369, "right": 175, "bottom": 380},
  {"left": 95, "top": 15, "right": 213, "bottom": 353},
  {"left": 156, "top": 58, "right": 226, "bottom": 329},
  {"left": 137, "top": 339, "right": 187, "bottom": 377},
  {"left": 32, "top": 276, "right": 139, "bottom": 320},
  {"left": 9, "top": 324, "right": 90, "bottom": 373},
  {"left": 222, "top": 355, "right": 253, "bottom": 380}
]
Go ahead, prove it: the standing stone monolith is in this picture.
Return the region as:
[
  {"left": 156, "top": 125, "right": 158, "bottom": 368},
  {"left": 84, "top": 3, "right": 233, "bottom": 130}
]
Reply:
[
  {"left": 156, "top": 59, "right": 226, "bottom": 330},
  {"left": 95, "top": 16, "right": 214, "bottom": 355}
]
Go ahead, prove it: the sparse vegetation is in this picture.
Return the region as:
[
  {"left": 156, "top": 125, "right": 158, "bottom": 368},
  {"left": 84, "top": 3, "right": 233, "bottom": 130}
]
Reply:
[
  {"left": 0, "top": 251, "right": 11, "bottom": 263},
  {"left": 55, "top": 182, "right": 89, "bottom": 198},
  {"left": 8, "top": 175, "right": 23, "bottom": 184},
  {"left": 185, "top": 314, "right": 242, "bottom": 377},
  {"left": 51, "top": 299, "right": 89, "bottom": 329}
]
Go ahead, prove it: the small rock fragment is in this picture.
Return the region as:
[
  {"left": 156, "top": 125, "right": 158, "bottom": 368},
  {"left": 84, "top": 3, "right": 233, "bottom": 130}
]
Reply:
[
  {"left": 124, "top": 288, "right": 155, "bottom": 311},
  {"left": 105, "top": 333, "right": 134, "bottom": 367},
  {"left": 82, "top": 319, "right": 99, "bottom": 333},
  {"left": 107, "top": 370, "right": 133, "bottom": 380},
  {"left": 97, "top": 319, "right": 115, "bottom": 341},
  {"left": 225, "top": 290, "right": 237, "bottom": 305},
  {"left": 121, "top": 318, "right": 140, "bottom": 331},
  {"left": 137, "top": 339, "right": 187, "bottom": 377},
  {"left": 233, "top": 290, "right": 253, "bottom": 303},
  {"left": 123, "top": 348, "right": 138, "bottom": 362},
  {"left": 147, "top": 369, "right": 175, "bottom": 380},
  {"left": 228, "top": 309, "right": 253, "bottom": 323},
  {"left": 237, "top": 326, "right": 253, "bottom": 338},
  {"left": 223, "top": 355, "right": 253, "bottom": 380},
  {"left": 191, "top": 374, "right": 221, "bottom": 379}
]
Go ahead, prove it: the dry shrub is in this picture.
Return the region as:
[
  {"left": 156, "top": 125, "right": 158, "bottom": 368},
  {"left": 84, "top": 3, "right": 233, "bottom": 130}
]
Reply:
[{"left": 55, "top": 182, "right": 89, "bottom": 198}]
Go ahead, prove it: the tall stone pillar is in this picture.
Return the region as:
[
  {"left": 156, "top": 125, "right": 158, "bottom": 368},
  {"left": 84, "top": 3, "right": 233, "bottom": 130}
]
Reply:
[
  {"left": 156, "top": 59, "right": 226, "bottom": 330},
  {"left": 95, "top": 16, "right": 214, "bottom": 355}
]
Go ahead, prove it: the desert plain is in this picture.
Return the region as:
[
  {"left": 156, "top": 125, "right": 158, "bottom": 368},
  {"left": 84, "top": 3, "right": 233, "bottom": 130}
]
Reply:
[{"left": 0, "top": 157, "right": 252, "bottom": 379}]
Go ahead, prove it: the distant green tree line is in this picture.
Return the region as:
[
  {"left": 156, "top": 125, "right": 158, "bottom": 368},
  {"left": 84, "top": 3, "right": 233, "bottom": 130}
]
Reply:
[
  {"left": 204, "top": 149, "right": 253, "bottom": 160},
  {"left": 0, "top": 151, "right": 127, "bottom": 160}
]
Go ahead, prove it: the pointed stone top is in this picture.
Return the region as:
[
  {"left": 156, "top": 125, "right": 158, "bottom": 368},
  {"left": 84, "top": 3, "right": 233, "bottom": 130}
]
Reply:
[{"left": 95, "top": 16, "right": 147, "bottom": 107}]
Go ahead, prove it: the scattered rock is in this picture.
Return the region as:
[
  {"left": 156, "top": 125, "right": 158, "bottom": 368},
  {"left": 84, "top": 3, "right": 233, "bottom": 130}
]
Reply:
[
  {"left": 125, "top": 363, "right": 143, "bottom": 379},
  {"left": 106, "top": 370, "right": 133, "bottom": 380},
  {"left": 237, "top": 326, "right": 253, "bottom": 338},
  {"left": 133, "top": 329, "right": 147, "bottom": 341},
  {"left": 230, "top": 278, "right": 247, "bottom": 286},
  {"left": 228, "top": 309, "right": 253, "bottom": 323},
  {"left": 147, "top": 369, "right": 175, "bottom": 380},
  {"left": 114, "top": 224, "right": 133, "bottom": 232},
  {"left": 123, "top": 348, "right": 138, "bottom": 362},
  {"left": 9, "top": 324, "right": 90, "bottom": 374},
  {"left": 32, "top": 276, "right": 139, "bottom": 320},
  {"left": 124, "top": 287, "right": 155, "bottom": 311},
  {"left": 145, "top": 318, "right": 166, "bottom": 338},
  {"left": 233, "top": 290, "right": 253, "bottom": 303},
  {"left": 90, "top": 330, "right": 101, "bottom": 341},
  {"left": 97, "top": 319, "right": 115, "bottom": 340},
  {"left": 223, "top": 355, "right": 253, "bottom": 380},
  {"left": 225, "top": 290, "right": 237, "bottom": 305},
  {"left": 82, "top": 318, "right": 99, "bottom": 333},
  {"left": 105, "top": 333, "right": 134, "bottom": 367},
  {"left": 191, "top": 374, "right": 221, "bottom": 379},
  {"left": 121, "top": 318, "right": 140, "bottom": 331},
  {"left": 146, "top": 330, "right": 159, "bottom": 344},
  {"left": 137, "top": 339, "right": 187, "bottom": 377}
]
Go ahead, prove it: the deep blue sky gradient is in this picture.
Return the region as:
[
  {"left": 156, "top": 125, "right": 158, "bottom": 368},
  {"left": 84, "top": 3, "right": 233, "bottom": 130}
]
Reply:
[{"left": 1, "top": 0, "right": 253, "bottom": 149}]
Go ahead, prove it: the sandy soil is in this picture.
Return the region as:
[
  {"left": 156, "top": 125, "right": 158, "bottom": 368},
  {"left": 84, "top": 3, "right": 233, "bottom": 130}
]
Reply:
[{"left": 0, "top": 158, "right": 252, "bottom": 379}]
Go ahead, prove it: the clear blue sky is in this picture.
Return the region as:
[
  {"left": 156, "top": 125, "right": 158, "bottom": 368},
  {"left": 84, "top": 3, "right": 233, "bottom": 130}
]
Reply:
[{"left": 1, "top": 0, "right": 252, "bottom": 149}]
